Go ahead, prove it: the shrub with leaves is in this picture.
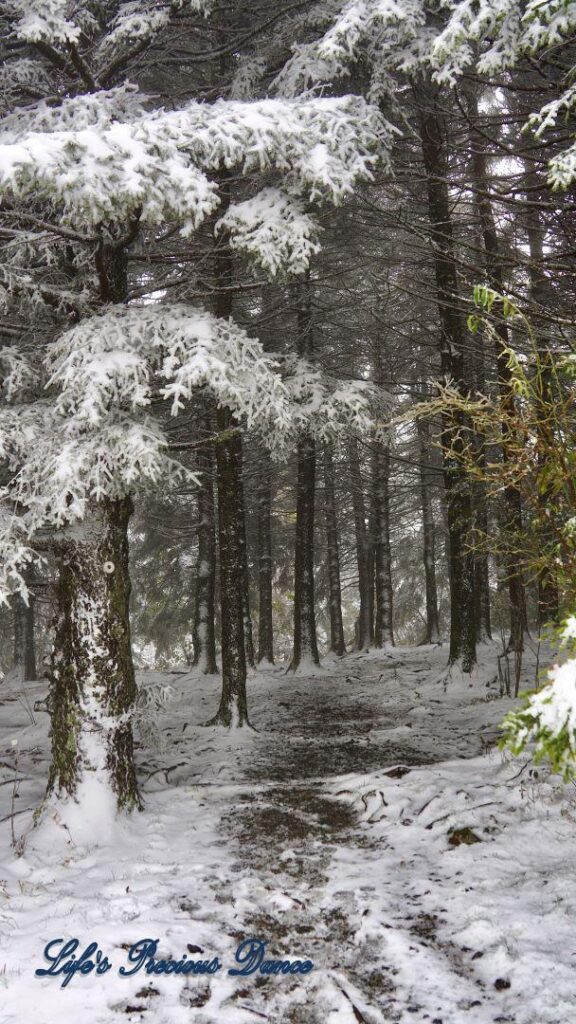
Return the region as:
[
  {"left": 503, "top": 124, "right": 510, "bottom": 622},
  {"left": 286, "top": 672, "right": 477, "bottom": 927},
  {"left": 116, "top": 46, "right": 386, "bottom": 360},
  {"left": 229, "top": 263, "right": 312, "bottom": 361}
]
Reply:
[
  {"left": 501, "top": 617, "right": 576, "bottom": 779},
  {"left": 404, "top": 287, "right": 576, "bottom": 614}
]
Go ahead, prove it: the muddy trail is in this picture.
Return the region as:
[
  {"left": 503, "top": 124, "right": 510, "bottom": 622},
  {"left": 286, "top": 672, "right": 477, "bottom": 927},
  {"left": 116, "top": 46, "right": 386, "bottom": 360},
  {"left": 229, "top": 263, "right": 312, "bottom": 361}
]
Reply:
[{"left": 210, "top": 648, "right": 511, "bottom": 1023}]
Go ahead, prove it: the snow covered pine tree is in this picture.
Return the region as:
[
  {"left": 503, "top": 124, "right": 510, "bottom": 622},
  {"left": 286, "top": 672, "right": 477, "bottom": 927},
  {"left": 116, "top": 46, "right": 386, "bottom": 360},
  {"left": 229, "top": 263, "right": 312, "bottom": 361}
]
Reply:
[
  {"left": 0, "top": 0, "right": 392, "bottom": 835},
  {"left": 272, "top": 0, "right": 576, "bottom": 678}
]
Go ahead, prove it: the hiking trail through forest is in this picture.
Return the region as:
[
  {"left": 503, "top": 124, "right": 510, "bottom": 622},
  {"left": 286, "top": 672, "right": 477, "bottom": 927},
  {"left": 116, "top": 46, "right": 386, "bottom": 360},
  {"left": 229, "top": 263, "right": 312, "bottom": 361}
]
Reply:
[{"left": 1, "top": 644, "right": 575, "bottom": 1024}]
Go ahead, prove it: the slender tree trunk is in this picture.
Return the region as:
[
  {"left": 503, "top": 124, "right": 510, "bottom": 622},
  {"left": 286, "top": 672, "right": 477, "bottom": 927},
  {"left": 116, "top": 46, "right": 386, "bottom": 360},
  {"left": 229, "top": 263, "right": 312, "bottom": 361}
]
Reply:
[
  {"left": 466, "top": 85, "right": 525, "bottom": 648},
  {"left": 416, "top": 416, "right": 441, "bottom": 644},
  {"left": 13, "top": 589, "right": 37, "bottom": 683},
  {"left": 236, "top": 440, "right": 255, "bottom": 668},
  {"left": 348, "top": 438, "right": 373, "bottom": 650},
  {"left": 44, "top": 498, "right": 141, "bottom": 818},
  {"left": 323, "top": 444, "right": 346, "bottom": 656},
  {"left": 372, "top": 439, "right": 394, "bottom": 646},
  {"left": 290, "top": 277, "right": 320, "bottom": 670},
  {"left": 192, "top": 409, "right": 218, "bottom": 675},
  {"left": 413, "top": 77, "right": 477, "bottom": 673},
  {"left": 290, "top": 434, "right": 320, "bottom": 669},
  {"left": 208, "top": 410, "right": 250, "bottom": 724},
  {"left": 257, "top": 448, "right": 274, "bottom": 664},
  {"left": 207, "top": 170, "right": 249, "bottom": 723},
  {"left": 523, "top": 170, "right": 560, "bottom": 627}
]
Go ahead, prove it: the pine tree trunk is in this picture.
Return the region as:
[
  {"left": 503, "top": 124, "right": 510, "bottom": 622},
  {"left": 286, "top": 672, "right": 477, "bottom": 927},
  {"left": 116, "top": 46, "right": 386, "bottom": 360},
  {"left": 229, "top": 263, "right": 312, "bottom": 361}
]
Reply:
[
  {"left": 323, "top": 444, "right": 346, "bottom": 656},
  {"left": 44, "top": 497, "right": 141, "bottom": 818},
  {"left": 13, "top": 589, "right": 37, "bottom": 683},
  {"left": 413, "top": 77, "right": 477, "bottom": 673},
  {"left": 523, "top": 168, "right": 560, "bottom": 628},
  {"left": 466, "top": 85, "right": 525, "bottom": 649},
  {"left": 257, "top": 449, "right": 274, "bottom": 664},
  {"left": 41, "top": 237, "right": 141, "bottom": 823},
  {"left": 290, "top": 276, "right": 320, "bottom": 671},
  {"left": 208, "top": 410, "right": 249, "bottom": 724},
  {"left": 372, "top": 440, "right": 394, "bottom": 647},
  {"left": 473, "top": 492, "right": 493, "bottom": 643},
  {"left": 192, "top": 410, "right": 218, "bottom": 675},
  {"left": 290, "top": 434, "right": 320, "bottom": 670},
  {"left": 417, "top": 416, "right": 441, "bottom": 644},
  {"left": 348, "top": 438, "right": 373, "bottom": 651},
  {"left": 236, "top": 438, "right": 255, "bottom": 668},
  {"left": 207, "top": 169, "right": 250, "bottom": 723}
]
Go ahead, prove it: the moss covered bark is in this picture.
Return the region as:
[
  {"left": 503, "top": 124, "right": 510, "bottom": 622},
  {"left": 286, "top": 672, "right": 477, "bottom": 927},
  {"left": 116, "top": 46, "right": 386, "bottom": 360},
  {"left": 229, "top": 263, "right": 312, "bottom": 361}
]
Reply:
[{"left": 45, "top": 497, "right": 141, "bottom": 813}]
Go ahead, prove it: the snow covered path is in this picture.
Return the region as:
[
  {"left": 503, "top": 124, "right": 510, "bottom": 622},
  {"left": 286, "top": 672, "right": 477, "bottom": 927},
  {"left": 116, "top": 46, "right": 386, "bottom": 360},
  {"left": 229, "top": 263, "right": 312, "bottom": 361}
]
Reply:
[{"left": 2, "top": 644, "right": 576, "bottom": 1023}]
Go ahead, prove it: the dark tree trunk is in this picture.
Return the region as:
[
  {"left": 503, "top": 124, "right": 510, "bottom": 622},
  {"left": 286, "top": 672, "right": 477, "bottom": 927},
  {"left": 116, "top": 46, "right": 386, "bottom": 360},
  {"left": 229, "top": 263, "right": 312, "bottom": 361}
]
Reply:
[
  {"left": 417, "top": 416, "right": 441, "bottom": 644},
  {"left": 523, "top": 169, "right": 560, "bottom": 628},
  {"left": 13, "top": 589, "right": 37, "bottom": 683},
  {"left": 208, "top": 409, "right": 250, "bottom": 724},
  {"left": 257, "top": 449, "right": 274, "bottom": 664},
  {"left": 466, "top": 85, "right": 525, "bottom": 648},
  {"left": 236, "top": 439, "right": 255, "bottom": 668},
  {"left": 323, "top": 444, "right": 346, "bottom": 656},
  {"left": 290, "top": 277, "right": 320, "bottom": 670},
  {"left": 473, "top": 490, "right": 493, "bottom": 643},
  {"left": 207, "top": 170, "right": 249, "bottom": 723},
  {"left": 192, "top": 409, "right": 218, "bottom": 675},
  {"left": 371, "top": 439, "right": 394, "bottom": 647},
  {"left": 413, "top": 77, "right": 477, "bottom": 673},
  {"left": 45, "top": 498, "right": 141, "bottom": 814},
  {"left": 290, "top": 435, "right": 320, "bottom": 669},
  {"left": 348, "top": 438, "right": 373, "bottom": 651}
]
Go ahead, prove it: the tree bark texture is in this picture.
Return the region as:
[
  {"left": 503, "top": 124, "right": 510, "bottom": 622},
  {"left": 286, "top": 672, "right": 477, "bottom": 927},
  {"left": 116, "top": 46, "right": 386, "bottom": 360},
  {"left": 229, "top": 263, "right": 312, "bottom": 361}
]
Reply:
[
  {"left": 45, "top": 498, "right": 141, "bottom": 812},
  {"left": 348, "top": 438, "right": 373, "bottom": 651},
  {"left": 192, "top": 408, "right": 218, "bottom": 674},
  {"left": 371, "top": 439, "right": 394, "bottom": 647},
  {"left": 290, "top": 276, "right": 320, "bottom": 670},
  {"left": 417, "top": 416, "right": 441, "bottom": 644},
  {"left": 257, "top": 448, "right": 274, "bottom": 664},
  {"left": 414, "top": 77, "right": 477, "bottom": 672},
  {"left": 323, "top": 444, "right": 346, "bottom": 656}
]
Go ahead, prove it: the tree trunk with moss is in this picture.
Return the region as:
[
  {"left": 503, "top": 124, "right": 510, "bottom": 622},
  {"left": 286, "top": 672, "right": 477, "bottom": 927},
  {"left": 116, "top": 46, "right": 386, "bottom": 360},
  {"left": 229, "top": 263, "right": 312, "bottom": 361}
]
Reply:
[{"left": 45, "top": 497, "right": 141, "bottom": 815}]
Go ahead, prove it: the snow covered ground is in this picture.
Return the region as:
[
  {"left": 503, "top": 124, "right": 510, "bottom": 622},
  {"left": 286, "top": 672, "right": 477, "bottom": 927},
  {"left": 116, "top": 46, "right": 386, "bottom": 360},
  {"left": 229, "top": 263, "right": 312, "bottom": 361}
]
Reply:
[{"left": 1, "top": 642, "right": 576, "bottom": 1023}]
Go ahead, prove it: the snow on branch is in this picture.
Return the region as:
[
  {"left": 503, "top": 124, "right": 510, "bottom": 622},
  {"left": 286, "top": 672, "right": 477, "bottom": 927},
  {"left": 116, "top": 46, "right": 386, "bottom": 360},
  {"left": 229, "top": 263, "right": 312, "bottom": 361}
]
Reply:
[
  {"left": 431, "top": 0, "right": 576, "bottom": 186},
  {"left": 0, "top": 302, "right": 382, "bottom": 600},
  {"left": 14, "top": 0, "right": 82, "bottom": 45},
  {"left": 0, "top": 95, "right": 391, "bottom": 235},
  {"left": 283, "top": 356, "right": 380, "bottom": 442},
  {"left": 274, "top": 0, "right": 426, "bottom": 100},
  {"left": 12, "top": 0, "right": 213, "bottom": 49},
  {"left": 45, "top": 304, "right": 293, "bottom": 437},
  {"left": 216, "top": 188, "right": 322, "bottom": 277},
  {"left": 0, "top": 85, "right": 145, "bottom": 142}
]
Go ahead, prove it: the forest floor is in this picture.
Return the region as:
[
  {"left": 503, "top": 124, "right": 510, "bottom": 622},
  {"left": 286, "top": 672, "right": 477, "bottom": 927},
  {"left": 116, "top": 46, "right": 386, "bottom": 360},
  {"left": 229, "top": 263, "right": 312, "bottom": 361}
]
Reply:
[{"left": 2, "top": 642, "right": 576, "bottom": 1024}]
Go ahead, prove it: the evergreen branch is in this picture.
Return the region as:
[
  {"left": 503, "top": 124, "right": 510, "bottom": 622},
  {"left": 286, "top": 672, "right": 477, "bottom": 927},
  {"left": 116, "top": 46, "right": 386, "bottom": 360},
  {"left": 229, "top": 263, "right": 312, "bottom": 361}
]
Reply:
[
  {"left": 66, "top": 43, "right": 99, "bottom": 93},
  {"left": 2, "top": 212, "right": 97, "bottom": 245}
]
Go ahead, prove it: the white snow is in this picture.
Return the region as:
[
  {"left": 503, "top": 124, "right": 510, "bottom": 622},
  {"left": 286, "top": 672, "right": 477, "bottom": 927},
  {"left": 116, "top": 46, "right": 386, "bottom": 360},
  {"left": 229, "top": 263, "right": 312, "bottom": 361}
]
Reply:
[{"left": 1, "top": 644, "right": 575, "bottom": 1022}]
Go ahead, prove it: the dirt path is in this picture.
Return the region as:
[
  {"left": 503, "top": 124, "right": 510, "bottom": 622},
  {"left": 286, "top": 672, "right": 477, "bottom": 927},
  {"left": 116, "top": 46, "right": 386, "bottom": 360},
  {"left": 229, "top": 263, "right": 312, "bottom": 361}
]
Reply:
[{"left": 203, "top": 647, "right": 521, "bottom": 1023}]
